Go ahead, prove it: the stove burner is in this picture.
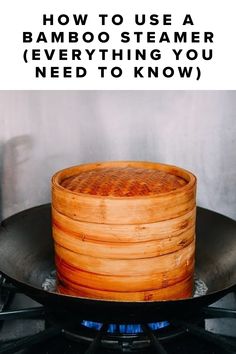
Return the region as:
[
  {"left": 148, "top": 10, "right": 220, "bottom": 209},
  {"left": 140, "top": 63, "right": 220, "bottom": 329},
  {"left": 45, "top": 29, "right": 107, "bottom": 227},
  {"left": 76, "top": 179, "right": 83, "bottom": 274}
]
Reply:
[
  {"left": 81, "top": 320, "right": 169, "bottom": 333},
  {"left": 62, "top": 320, "right": 185, "bottom": 353},
  {"left": 0, "top": 277, "right": 236, "bottom": 354}
]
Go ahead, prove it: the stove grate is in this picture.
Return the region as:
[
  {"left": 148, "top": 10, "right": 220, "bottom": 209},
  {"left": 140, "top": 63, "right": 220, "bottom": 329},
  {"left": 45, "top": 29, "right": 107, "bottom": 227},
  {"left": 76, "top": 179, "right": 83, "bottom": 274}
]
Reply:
[{"left": 0, "top": 278, "right": 236, "bottom": 354}]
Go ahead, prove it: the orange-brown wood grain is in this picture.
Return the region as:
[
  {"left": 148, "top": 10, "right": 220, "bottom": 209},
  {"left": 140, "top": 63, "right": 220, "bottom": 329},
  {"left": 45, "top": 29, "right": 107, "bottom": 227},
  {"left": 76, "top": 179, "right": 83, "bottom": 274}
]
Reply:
[
  {"left": 51, "top": 161, "right": 197, "bottom": 301},
  {"left": 57, "top": 275, "right": 194, "bottom": 301},
  {"left": 53, "top": 225, "right": 195, "bottom": 259},
  {"left": 54, "top": 241, "right": 195, "bottom": 276},
  {"left": 52, "top": 161, "right": 196, "bottom": 225},
  {"left": 55, "top": 255, "right": 194, "bottom": 292},
  {"left": 52, "top": 206, "right": 196, "bottom": 243}
]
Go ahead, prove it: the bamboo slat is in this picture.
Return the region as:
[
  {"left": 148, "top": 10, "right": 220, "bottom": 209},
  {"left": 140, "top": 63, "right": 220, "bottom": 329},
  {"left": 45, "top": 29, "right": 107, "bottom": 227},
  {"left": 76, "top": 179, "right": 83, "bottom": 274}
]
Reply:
[{"left": 52, "top": 161, "right": 196, "bottom": 301}]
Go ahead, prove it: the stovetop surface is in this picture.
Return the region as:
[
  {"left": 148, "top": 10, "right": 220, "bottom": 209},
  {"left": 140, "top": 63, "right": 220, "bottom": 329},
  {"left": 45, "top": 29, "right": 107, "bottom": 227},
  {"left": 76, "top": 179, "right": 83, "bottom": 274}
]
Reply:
[
  {"left": 0, "top": 283, "right": 236, "bottom": 354},
  {"left": 20, "top": 335, "right": 230, "bottom": 354}
]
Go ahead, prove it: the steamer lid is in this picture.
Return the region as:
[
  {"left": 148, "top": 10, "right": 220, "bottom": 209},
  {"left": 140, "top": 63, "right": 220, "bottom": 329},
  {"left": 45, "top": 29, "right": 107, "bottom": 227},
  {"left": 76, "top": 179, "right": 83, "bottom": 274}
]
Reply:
[{"left": 60, "top": 165, "right": 187, "bottom": 197}]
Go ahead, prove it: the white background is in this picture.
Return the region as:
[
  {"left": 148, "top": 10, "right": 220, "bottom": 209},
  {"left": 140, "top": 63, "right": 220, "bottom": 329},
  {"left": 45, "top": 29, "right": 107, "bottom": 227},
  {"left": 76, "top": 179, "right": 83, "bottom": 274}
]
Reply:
[
  {"left": 1, "top": 90, "right": 236, "bottom": 222},
  {"left": 0, "top": 0, "right": 236, "bottom": 89}
]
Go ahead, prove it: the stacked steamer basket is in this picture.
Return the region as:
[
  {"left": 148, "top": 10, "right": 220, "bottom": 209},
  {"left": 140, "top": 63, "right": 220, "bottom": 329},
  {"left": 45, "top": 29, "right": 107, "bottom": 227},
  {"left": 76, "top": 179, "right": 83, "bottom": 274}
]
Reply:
[{"left": 52, "top": 161, "right": 196, "bottom": 301}]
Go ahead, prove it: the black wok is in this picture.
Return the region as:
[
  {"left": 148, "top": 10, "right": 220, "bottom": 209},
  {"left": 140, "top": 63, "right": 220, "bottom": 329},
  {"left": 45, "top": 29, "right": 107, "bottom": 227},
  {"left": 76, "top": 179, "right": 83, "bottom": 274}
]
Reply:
[{"left": 0, "top": 204, "right": 236, "bottom": 323}]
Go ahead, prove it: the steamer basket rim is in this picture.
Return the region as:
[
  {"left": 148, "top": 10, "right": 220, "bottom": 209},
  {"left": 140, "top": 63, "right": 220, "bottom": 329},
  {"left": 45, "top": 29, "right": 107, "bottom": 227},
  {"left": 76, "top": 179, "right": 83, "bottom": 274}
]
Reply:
[{"left": 51, "top": 160, "right": 197, "bottom": 201}]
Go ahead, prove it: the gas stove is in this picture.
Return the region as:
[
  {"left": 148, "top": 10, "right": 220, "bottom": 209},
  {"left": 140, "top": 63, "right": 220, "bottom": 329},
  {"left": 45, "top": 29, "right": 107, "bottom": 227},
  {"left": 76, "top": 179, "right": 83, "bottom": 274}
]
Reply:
[{"left": 0, "top": 276, "right": 236, "bottom": 354}]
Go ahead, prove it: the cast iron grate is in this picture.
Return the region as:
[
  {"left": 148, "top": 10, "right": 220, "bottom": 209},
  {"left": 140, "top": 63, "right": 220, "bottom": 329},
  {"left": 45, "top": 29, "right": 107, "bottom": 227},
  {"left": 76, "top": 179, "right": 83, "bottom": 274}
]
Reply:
[{"left": 0, "top": 278, "right": 236, "bottom": 354}]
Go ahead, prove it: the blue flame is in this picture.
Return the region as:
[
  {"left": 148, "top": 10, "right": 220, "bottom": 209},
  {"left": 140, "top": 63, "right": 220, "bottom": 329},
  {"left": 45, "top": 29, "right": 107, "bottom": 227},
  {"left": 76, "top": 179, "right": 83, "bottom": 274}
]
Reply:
[{"left": 81, "top": 320, "right": 169, "bottom": 334}]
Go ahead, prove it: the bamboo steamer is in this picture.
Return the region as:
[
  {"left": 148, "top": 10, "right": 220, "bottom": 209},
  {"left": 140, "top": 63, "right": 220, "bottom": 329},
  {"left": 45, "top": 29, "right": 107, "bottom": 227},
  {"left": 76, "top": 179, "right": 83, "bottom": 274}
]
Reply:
[{"left": 52, "top": 161, "right": 196, "bottom": 301}]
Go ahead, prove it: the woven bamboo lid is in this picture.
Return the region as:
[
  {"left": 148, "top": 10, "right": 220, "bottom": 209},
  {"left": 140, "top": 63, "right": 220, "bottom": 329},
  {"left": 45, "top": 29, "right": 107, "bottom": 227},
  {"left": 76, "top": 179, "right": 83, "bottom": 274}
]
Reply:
[
  {"left": 52, "top": 161, "right": 196, "bottom": 224},
  {"left": 61, "top": 166, "right": 187, "bottom": 197}
]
